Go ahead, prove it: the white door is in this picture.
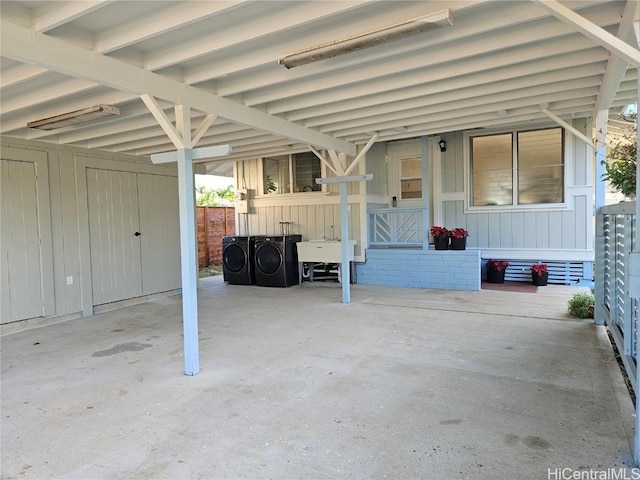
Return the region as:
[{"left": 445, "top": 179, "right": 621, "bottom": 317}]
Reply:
[
  {"left": 388, "top": 140, "right": 440, "bottom": 237},
  {"left": 138, "top": 173, "right": 181, "bottom": 295},
  {"left": 0, "top": 160, "right": 44, "bottom": 322},
  {"left": 388, "top": 141, "right": 424, "bottom": 208},
  {"left": 87, "top": 169, "right": 143, "bottom": 305}
]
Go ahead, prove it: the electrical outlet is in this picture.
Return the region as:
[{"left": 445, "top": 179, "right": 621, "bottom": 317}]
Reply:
[{"left": 66, "top": 276, "right": 73, "bottom": 285}]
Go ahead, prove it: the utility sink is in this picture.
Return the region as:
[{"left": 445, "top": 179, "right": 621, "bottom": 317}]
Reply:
[{"left": 296, "top": 240, "right": 356, "bottom": 263}]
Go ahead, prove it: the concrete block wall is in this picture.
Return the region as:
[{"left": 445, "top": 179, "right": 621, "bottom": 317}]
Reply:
[{"left": 356, "top": 248, "right": 481, "bottom": 291}]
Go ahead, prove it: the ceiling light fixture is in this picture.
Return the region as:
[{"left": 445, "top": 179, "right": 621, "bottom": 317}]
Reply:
[
  {"left": 27, "top": 104, "right": 119, "bottom": 130},
  {"left": 278, "top": 9, "right": 452, "bottom": 69}
]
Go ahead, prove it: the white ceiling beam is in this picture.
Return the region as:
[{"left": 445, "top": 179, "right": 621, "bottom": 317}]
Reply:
[
  {"left": 26, "top": 73, "right": 608, "bottom": 154},
  {"left": 312, "top": 72, "right": 637, "bottom": 134},
  {"left": 0, "top": 90, "right": 134, "bottom": 134},
  {"left": 1, "top": 78, "right": 99, "bottom": 115},
  {"left": 246, "top": 33, "right": 615, "bottom": 110},
  {"left": 31, "top": 100, "right": 246, "bottom": 147},
  {"left": 89, "top": 122, "right": 266, "bottom": 152},
  {"left": 144, "top": 1, "right": 369, "bottom": 71},
  {"left": 11, "top": 46, "right": 596, "bottom": 137},
  {"left": 183, "top": 0, "right": 534, "bottom": 83},
  {"left": 135, "top": 137, "right": 307, "bottom": 159},
  {"left": 0, "top": 20, "right": 355, "bottom": 156},
  {"left": 24, "top": 100, "right": 171, "bottom": 142},
  {"left": 287, "top": 61, "right": 603, "bottom": 122},
  {"left": 337, "top": 97, "right": 595, "bottom": 139},
  {"left": 87, "top": 76, "right": 604, "bottom": 152},
  {"left": 95, "top": 1, "right": 247, "bottom": 54},
  {"left": 33, "top": 1, "right": 114, "bottom": 33},
  {"left": 82, "top": 117, "right": 241, "bottom": 148},
  {"left": 87, "top": 125, "right": 171, "bottom": 150},
  {"left": 310, "top": 74, "right": 602, "bottom": 131},
  {"left": 320, "top": 84, "right": 599, "bottom": 134},
  {"left": 594, "top": 0, "right": 639, "bottom": 113},
  {"left": 266, "top": 38, "right": 604, "bottom": 114},
  {"left": 533, "top": 0, "right": 640, "bottom": 67},
  {"left": 222, "top": 2, "right": 618, "bottom": 100},
  {"left": 0, "top": 64, "right": 48, "bottom": 90},
  {"left": 342, "top": 100, "right": 595, "bottom": 144},
  {"left": 106, "top": 124, "right": 302, "bottom": 155}
]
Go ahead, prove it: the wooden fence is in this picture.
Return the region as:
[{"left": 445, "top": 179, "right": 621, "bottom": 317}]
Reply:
[{"left": 197, "top": 206, "right": 235, "bottom": 267}]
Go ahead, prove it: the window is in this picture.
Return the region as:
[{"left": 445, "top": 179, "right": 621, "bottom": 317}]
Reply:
[
  {"left": 400, "top": 158, "right": 422, "bottom": 200},
  {"left": 470, "top": 127, "right": 564, "bottom": 206},
  {"left": 263, "top": 152, "right": 322, "bottom": 194}
]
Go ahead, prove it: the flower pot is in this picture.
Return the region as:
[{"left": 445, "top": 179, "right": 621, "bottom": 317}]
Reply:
[
  {"left": 486, "top": 266, "right": 506, "bottom": 283},
  {"left": 433, "top": 236, "right": 449, "bottom": 250},
  {"left": 450, "top": 236, "right": 466, "bottom": 250},
  {"left": 532, "top": 271, "right": 548, "bottom": 286}
]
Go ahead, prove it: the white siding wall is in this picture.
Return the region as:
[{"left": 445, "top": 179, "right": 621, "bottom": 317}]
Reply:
[
  {"left": 234, "top": 158, "right": 367, "bottom": 259},
  {"left": 439, "top": 120, "right": 593, "bottom": 260},
  {"left": 1, "top": 156, "right": 54, "bottom": 322},
  {"left": 361, "top": 122, "right": 592, "bottom": 261},
  {"left": 0, "top": 137, "right": 180, "bottom": 328}
]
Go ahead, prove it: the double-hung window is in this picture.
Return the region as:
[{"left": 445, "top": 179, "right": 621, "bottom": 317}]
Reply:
[
  {"left": 469, "top": 127, "right": 564, "bottom": 207},
  {"left": 263, "top": 152, "right": 323, "bottom": 195}
]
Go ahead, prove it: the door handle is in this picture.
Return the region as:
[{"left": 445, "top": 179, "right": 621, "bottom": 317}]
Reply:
[{"left": 134, "top": 232, "right": 141, "bottom": 237}]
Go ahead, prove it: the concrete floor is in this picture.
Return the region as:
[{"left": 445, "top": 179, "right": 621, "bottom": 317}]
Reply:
[{"left": 1, "top": 278, "right": 635, "bottom": 479}]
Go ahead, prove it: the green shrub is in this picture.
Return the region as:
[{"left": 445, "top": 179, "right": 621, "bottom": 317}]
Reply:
[
  {"left": 568, "top": 292, "right": 595, "bottom": 319},
  {"left": 603, "top": 113, "right": 636, "bottom": 199}
]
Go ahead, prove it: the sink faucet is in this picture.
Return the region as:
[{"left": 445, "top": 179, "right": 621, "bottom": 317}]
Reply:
[{"left": 329, "top": 225, "right": 334, "bottom": 241}]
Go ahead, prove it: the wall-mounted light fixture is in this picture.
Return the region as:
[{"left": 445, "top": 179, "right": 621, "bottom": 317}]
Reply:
[
  {"left": 278, "top": 9, "right": 452, "bottom": 69},
  {"left": 439, "top": 139, "right": 447, "bottom": 152},
  {"left": 27, "top": 104, "right": 119, "bottom": 130}
]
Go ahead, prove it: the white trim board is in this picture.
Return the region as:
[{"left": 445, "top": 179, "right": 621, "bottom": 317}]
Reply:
[{"left": 478, "top": 248, "right": 594, "bottom": 262}]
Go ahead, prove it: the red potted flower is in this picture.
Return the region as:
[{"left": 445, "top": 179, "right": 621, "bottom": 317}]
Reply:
[
  {"left": 430, "top": 226, "right": 450, "bottom": 250},
  {"left": 449, "top": 228, "right": 469, "bottom": 250},
  {"left": 486, "top": 259, "right": 509, "bottom": 283},
  {"left": 530, "top": 263, "right": 548, "bottom": 286}
]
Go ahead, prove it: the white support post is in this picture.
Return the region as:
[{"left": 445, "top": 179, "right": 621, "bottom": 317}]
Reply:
[
  {"left": 337, "top": 152, "right": 348, "bottom": 173},
  {"left": 594, "top": 109, "right": 608, "bottom": 210},
  {"left": 316, "top": 174, "right": 373, "bottom": 304},
  {"left": 421, "top": 136, "right": 430, "bottom": 250},
  {"left": 176, "top": 147, "right": 199, "bottom": 375},
  {"left": 340, "top": 182, "right": 350, "bottom": 303},
  {"left": 147, "top": 101, "right": 230, "bottom": 376}
]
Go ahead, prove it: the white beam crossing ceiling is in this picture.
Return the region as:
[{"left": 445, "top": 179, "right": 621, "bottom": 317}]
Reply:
[{"left": 1, "top": 0, "right": 637, "bottom": 177}]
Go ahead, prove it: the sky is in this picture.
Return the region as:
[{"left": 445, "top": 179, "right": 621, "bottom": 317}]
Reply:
[{"left": 195, "top": 174, "right": 234, "bottom": 190}]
